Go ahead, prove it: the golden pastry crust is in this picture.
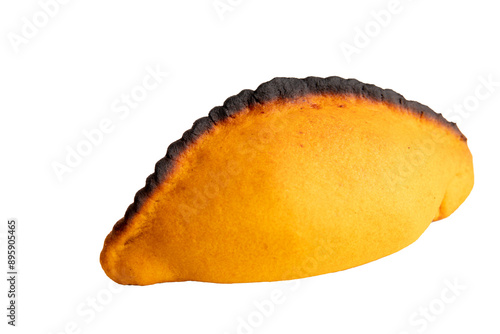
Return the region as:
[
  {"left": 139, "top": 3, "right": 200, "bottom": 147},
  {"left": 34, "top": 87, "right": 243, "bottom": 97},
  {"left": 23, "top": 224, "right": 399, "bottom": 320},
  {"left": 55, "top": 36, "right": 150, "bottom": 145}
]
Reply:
[{"left": 100, "top": 77, "right": 473, "bottom": 285}]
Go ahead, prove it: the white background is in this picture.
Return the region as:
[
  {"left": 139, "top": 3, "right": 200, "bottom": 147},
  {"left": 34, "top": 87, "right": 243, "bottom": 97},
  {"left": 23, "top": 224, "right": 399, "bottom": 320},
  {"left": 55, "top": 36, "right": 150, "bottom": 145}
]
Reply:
[{"left": 1, "top": 0, "right": 499, "bottom": 333}]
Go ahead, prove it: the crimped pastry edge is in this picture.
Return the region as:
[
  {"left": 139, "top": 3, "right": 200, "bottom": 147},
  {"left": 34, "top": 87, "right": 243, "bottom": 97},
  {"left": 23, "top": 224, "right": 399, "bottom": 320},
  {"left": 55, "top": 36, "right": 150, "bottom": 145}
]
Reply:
[{"left": 111, "top": 76, "right": 466, "bottom": 234}]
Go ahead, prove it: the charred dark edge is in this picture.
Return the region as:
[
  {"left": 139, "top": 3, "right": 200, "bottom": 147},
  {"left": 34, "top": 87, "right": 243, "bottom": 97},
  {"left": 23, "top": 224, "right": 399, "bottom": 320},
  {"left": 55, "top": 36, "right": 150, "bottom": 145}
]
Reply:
[{"left": 112, "top": 76, "right": 466, "bottom": 234}]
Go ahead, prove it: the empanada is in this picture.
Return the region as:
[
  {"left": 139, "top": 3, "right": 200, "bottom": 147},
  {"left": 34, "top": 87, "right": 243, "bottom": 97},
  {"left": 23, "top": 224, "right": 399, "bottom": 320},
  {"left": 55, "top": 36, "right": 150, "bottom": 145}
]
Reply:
[{"left": 100, "top": 77, "right": 473, "bottom": 285}]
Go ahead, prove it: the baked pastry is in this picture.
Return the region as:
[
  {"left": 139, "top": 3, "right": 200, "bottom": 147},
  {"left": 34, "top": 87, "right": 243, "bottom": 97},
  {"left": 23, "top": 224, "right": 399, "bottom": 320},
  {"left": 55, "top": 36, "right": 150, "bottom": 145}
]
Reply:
[{"left": 100, "top": 77, "right": 474, "bottom": 285}]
